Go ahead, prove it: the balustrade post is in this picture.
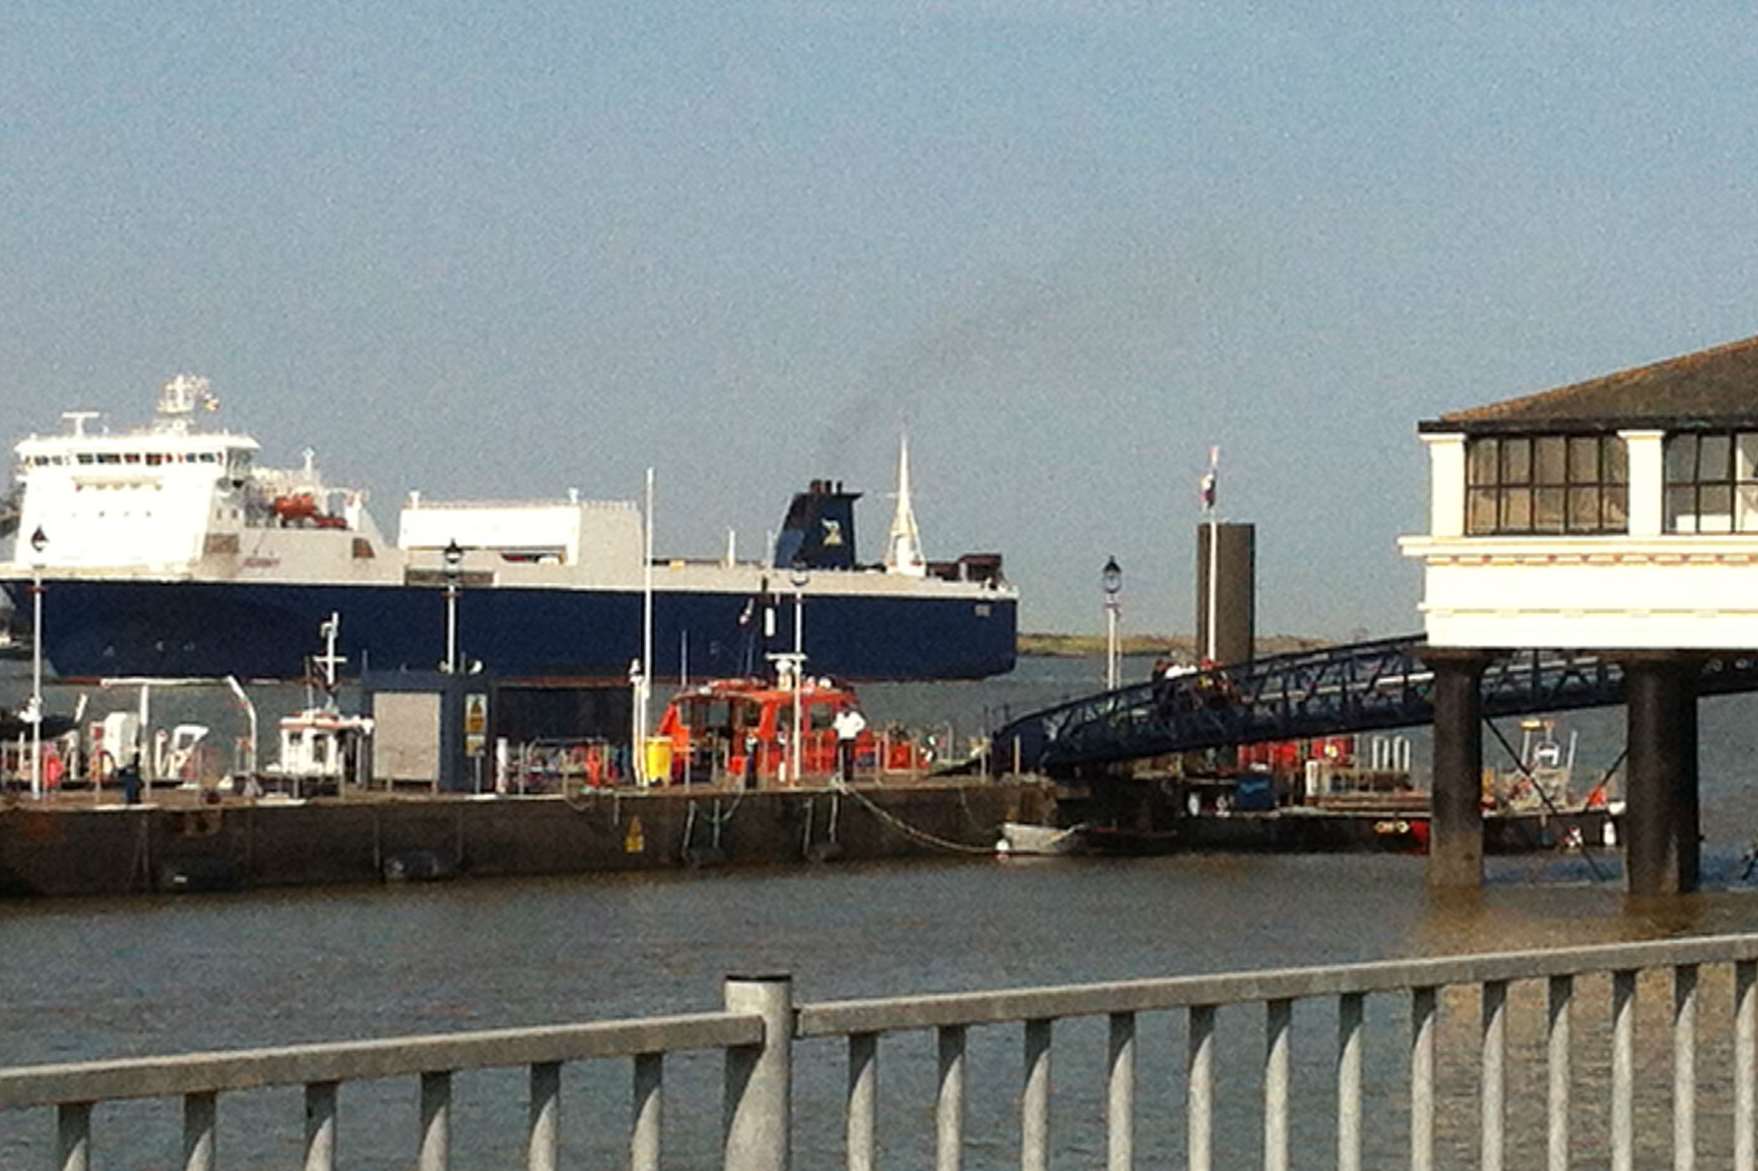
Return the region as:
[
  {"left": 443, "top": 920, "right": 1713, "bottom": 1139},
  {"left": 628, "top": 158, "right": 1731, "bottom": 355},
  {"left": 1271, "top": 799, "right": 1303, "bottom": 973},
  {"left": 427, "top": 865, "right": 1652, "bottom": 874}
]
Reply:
[
  {"left": 1739, "top": 960, "right": 1757, "bottom": 1171},
  {"left": 1411, "top": 987, "right": 1436, "bottom": 1171},
  {"left": 1676, "top": 965, "right": 1697, "bottom": 1171},
  {"left": 419, "top": 1071, "right": 452, "bottom": 1171},
  {"left": 1188, "top": 1005, "right": 1215, "bottom": 1171},
  {"left": 1337, "top": 993, "right": 1362, "bottom": 1171},
  {"left": 937, "top": 1025, "right": 966, "bottom": 1171},
  {"left": 847, "top": 1033, "right": 877, "bottom": 1171},
  {"left": 183, "top": 1090, "right": 216, "bottom": 1171},
  {"left": 1107, "top": 1012, "right": 1135, "bottom": 1171},
  {"left": 1548, "top": 976, "right": 1572, "bottom": 1171},
  {"left": 56, "top": 1102, "right": 91, "bottom": 1171},
  {"left": 1612, "top": 970, "right": 1636, "bottom": 1171},
  {"left": 529, "top": 1061, "right": 560, "bottom": 1171},
  {"left": 632, "top": 1053, "right": 662, "bottom": 1171},
  {"left": 723, "top": 974, "right": 793, "bottom": 1171},
  {"left": 1482, "top": 980, "right": 1506, "bottom": 1171},
  {"left": 1022, "top": 1019, "right": 1052, "bottom": 1171},
  {"left": 305, "top": 1081, "right": 338, "bottom": 1171},
  {"left": 1265, "top": 999, "right": 1290, "bottom": 1171}
]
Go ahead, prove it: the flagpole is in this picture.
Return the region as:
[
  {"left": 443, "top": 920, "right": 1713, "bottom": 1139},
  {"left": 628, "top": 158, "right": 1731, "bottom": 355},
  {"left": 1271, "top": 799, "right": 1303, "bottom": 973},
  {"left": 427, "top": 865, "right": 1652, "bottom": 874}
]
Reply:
[{"left": 1205, "top": 446, "right": 1219, "bottom": 663}]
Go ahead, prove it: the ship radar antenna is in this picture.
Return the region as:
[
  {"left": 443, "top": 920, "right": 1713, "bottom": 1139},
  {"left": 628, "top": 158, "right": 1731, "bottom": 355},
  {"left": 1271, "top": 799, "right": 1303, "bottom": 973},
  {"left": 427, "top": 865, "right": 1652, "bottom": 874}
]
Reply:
[
  {"left": 60, "top": 411, "right": 100, "bottom": 438},
  {"left": 154, "top": 374, "right": 219, "bottom": 433},
  {"left": 884, "top": 432, "right": 927, "bottom": 577}
]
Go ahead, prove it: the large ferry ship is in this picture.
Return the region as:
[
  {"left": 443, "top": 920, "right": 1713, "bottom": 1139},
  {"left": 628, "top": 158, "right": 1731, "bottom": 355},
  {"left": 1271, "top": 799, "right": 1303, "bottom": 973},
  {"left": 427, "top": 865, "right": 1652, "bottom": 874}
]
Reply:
[{"left": 0, "top": 376, "right": 1016, "bottom": 682}]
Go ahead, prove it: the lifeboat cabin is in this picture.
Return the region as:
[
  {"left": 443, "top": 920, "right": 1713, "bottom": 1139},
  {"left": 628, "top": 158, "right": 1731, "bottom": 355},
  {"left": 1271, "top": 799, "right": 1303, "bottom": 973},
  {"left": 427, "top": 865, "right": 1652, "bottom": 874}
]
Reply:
[
  {"left": 655, "top": 677, "right": 874, "bottom": 785},
  {"left": 273, "top": 708, "right": 374, "bottom": 794}
]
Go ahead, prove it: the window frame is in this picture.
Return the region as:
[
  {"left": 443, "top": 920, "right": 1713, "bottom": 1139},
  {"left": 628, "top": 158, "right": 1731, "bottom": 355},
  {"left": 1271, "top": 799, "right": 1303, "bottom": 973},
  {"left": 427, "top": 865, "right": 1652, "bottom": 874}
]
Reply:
[
  {"left": 1664, "top": 429, "right": 1758, "bottom": 534},
  {"left": 1465, "top": 433, "right": 1628, "bottom": 536}
]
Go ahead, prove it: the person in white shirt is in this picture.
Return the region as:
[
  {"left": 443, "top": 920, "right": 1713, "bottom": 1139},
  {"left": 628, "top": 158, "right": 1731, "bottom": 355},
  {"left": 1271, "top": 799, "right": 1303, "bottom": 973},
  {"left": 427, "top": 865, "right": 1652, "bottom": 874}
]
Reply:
[{"left": 832, "top": 706, "right": 867, "bottom": 782}]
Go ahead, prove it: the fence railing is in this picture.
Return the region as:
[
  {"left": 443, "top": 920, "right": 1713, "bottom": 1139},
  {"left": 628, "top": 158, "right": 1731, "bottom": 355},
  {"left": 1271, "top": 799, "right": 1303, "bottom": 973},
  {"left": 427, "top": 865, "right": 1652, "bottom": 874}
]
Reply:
[{"left": 6, "top": 934, "right": 1758, "bottom": 1169}]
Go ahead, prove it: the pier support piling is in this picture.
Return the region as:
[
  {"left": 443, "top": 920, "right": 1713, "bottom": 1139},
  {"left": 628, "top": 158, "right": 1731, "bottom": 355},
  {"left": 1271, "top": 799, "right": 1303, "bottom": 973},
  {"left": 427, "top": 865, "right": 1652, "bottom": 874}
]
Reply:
[
  {"left": 1422, "top": 649, "right": 1493, "bottom": 888},
  {"left": 1620, "top": 653, "right": 1702, "bottom": 896}
]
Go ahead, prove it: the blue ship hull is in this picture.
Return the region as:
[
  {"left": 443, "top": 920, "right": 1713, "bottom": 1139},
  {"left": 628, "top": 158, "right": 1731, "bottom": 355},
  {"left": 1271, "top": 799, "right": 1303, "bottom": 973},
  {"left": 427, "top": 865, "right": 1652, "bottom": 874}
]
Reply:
[{"left": 2, "top": 579, "right": 1016, "bottom": 682}]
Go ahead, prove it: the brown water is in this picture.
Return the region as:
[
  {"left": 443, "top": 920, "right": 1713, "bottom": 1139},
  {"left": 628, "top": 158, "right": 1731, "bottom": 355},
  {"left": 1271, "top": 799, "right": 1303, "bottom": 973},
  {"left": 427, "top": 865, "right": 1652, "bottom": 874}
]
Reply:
[
  {"left": 2, "top": 857, "right": 1757, "bottom": 1168},
  {"left": 3, "top": 660, "right": 1758, "bottom": 1167}
]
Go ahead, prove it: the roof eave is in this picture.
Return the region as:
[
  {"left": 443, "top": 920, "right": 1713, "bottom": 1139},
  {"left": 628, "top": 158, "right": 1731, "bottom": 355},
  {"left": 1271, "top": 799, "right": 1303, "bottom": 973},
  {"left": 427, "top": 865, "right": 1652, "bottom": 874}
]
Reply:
[{"left": 1418, "top": 414, "right": 1758, "bottom": 436}]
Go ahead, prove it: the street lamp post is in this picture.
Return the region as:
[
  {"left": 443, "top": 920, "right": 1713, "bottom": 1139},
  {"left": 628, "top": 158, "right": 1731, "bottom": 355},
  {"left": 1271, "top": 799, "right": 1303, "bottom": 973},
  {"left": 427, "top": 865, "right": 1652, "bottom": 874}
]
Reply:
[
  {"left": 629, "top": 657, "right": 646, "bottom": 786},
  {"left": 442, "top": 539, "right": 463, "bottom": 674},
  {"left": 789, "top": 560, "right": 808, "bottom": 785},
  {"left": 28, "top": 526, "right": 47, "bottom": 800},
  {"left": 1102, "top": 555, "right": 1122, "bottom": 692}
]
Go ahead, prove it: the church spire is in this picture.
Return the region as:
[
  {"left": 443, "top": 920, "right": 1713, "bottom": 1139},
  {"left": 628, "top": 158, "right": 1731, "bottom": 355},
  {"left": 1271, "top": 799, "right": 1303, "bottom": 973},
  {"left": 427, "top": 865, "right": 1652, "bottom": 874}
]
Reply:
[{"left": 885, "top": 433, "right": 927, "bottom": 577}]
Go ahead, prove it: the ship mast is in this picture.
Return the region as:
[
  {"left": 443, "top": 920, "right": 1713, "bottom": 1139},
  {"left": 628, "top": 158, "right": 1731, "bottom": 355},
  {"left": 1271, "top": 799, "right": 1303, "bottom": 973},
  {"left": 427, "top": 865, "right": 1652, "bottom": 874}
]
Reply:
[
  {"left": 153, "top": 374, "right": 219, "bottom": 434},
  {"left": 884, "top": 433, "right": 927, "bottom": 577}
]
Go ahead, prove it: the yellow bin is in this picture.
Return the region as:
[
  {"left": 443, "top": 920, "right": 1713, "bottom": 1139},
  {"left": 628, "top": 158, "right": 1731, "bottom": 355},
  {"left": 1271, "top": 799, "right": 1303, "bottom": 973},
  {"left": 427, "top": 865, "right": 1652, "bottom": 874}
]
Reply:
[{"left": 643, "top": 737, "right": 674, "bottom": 785}]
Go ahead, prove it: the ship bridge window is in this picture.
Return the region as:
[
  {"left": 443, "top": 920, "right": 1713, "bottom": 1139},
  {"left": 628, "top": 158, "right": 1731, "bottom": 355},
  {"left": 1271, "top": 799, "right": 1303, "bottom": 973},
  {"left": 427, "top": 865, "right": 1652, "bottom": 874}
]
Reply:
[
  {"left": 1465, "top": 434, "right": 1628, "bottom": 535},
  {"left": 1664, "top": 431, "right": 1758, "bottom": 533},
  {"left": 76, "top": 453, "right": 93, "bottom": 464},
  {"left": 146, "top": 453, "right": 162, "bottom": 466},
  {"left": 123, "top": 453, "right": 140, "bottom": 464}
]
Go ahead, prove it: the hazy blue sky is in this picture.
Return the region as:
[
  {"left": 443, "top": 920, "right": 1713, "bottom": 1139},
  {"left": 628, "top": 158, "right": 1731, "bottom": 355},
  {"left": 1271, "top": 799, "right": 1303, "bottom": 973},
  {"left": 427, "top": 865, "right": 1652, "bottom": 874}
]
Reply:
[{"left": 5, "top": 3, "right": 1757, "bottom": 637}]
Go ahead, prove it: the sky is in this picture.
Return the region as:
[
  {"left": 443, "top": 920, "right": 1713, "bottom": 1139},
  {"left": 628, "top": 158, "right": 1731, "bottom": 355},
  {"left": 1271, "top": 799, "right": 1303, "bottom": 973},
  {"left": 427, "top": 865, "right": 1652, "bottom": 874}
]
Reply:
[{"left": 4, "top": 2, "right": 1758, "bottom": 638}]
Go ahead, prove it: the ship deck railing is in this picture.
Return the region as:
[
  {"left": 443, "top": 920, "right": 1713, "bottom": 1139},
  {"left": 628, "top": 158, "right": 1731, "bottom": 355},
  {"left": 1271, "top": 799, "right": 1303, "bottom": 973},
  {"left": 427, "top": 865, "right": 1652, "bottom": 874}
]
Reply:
[{"left": 5, "top": 932, "right": 1758, "bottom": 1169}]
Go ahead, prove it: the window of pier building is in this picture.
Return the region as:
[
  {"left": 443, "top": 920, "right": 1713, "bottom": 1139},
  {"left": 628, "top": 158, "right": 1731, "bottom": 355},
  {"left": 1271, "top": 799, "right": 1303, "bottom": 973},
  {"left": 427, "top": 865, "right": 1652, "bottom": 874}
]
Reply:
[
  {"left": 1664, "top": 431, "right": 1758, "bottom": 533},
  {"left": 1465, "top": 434, "right": 1628, "bottom": 535}
]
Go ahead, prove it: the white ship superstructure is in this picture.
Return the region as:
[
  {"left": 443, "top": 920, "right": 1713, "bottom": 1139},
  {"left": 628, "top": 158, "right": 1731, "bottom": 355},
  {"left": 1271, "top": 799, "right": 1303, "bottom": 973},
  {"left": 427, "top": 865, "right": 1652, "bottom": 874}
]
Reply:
[{"left": 14, "top": 375, "right": 392, "bottom": 582}]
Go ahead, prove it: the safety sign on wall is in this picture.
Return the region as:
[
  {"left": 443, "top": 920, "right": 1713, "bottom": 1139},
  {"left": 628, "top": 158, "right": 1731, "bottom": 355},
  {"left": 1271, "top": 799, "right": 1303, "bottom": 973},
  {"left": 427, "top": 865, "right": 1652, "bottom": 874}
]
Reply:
[{"left": 464, "top": 692, "right": 488, "bottom": 757}]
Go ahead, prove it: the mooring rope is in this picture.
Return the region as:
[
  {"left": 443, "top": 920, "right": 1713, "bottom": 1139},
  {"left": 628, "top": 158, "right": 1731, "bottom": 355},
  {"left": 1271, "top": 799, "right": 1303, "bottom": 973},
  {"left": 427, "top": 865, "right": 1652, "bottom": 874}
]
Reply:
[{"left": 829, "top": 779, "right": 995, "bottom": 856}]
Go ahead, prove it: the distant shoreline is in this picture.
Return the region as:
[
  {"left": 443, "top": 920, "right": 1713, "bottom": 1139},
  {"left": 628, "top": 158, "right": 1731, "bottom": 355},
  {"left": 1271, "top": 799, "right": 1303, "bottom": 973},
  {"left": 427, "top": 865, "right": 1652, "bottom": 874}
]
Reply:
[{"left": 1018, "top": 632, "right": 1330, "bottom": 659}]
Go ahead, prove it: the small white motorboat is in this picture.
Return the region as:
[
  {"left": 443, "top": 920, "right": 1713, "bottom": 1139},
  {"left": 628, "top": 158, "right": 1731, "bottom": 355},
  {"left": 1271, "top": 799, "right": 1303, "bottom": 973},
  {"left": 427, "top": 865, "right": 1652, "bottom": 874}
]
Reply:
[{"left": 995, "top": 822, "right": 1084, "bottom": 857}]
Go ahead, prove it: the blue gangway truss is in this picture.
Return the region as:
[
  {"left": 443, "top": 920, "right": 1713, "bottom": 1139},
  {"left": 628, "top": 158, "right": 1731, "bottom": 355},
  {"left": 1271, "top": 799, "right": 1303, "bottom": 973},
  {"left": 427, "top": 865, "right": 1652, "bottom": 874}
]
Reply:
[{"left": 992, "top": 636, "right": 1758, "bottom": 775}]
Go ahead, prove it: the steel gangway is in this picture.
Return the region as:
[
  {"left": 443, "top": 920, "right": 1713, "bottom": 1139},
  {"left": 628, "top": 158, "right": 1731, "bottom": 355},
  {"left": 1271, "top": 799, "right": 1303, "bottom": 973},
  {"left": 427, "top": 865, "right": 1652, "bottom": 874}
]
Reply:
[{"left": 992, "top": 634, "right": 1758, "bottom": 775}]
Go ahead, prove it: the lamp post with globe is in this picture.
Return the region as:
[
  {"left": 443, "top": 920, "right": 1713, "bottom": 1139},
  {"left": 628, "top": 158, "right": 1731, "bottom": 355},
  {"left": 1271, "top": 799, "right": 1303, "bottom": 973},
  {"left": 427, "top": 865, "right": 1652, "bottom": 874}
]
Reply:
[
  {"left": 442, "top": 538, "right": 463, "bottom": 674},
  {"left": 27, "top": 526, "right": 47, "bottom": 799},
  {"left": 788, "top": 560, "right": 809, "bottom": 784},
  {"left": 1102, "top": 555, "right": 1122, "bottom": 692}
]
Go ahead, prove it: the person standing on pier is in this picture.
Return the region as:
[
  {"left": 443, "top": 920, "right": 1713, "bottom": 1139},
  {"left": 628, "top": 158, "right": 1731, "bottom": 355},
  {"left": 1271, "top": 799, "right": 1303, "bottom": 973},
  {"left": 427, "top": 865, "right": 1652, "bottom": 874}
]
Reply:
[{"left": 834, "top": 705, "right": 867, "bottom": 783}]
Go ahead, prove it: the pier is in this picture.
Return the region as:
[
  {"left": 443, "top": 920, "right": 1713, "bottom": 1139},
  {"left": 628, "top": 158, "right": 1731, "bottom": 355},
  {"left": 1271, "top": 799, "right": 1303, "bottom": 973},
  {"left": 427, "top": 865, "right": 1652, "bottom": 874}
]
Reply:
[
  {"left": 0, "top": 779, "right": 1050, "bottom": 897},
  {"left": 5, "top": 932, "right": 1757, "bottom": 1169}
]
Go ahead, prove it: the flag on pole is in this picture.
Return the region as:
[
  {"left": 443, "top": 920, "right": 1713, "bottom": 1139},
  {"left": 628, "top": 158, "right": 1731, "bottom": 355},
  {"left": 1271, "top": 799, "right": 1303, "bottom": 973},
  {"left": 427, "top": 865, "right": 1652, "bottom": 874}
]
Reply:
[{"left": 1198, "top": 445, "right": 1219, "bottom": 511}]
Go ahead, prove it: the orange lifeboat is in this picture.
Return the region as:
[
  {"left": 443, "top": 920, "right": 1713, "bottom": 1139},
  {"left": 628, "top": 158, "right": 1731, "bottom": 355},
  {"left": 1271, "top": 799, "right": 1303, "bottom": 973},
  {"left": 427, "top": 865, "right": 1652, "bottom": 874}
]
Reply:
[
  {"left": 655, "top": 676, "right": 876, "bottom": 786},
  {"left": 272, "top": 494, "right": 320, "bottom": 523}
]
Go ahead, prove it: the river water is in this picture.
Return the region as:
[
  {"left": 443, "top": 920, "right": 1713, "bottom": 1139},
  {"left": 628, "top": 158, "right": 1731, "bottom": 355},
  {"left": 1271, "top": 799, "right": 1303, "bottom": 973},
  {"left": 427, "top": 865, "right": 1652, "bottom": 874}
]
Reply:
[{"left": 3, "top": 656, "right": 1758, "bottom": 1168}]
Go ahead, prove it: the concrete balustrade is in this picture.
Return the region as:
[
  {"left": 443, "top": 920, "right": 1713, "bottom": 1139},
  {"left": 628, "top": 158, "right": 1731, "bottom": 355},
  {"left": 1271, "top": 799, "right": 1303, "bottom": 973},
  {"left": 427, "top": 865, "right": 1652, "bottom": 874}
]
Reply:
[{"left": 7, "top": 935, "right": 1758, "bottom": 1168}]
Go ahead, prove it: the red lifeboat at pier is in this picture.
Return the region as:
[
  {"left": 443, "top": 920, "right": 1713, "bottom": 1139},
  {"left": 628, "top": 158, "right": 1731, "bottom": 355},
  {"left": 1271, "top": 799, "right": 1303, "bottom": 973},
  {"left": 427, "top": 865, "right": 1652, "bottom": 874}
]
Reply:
[{"left": 655, "top": 677, "right": 876, "bottom": 785}]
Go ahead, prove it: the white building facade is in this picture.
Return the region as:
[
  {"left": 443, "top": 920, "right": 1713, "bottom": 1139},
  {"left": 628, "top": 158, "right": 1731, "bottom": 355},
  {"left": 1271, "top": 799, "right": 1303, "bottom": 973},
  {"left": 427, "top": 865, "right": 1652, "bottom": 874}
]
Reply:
[{"left": 1402, "top": 335, "right": 1758, "bottom": 651}]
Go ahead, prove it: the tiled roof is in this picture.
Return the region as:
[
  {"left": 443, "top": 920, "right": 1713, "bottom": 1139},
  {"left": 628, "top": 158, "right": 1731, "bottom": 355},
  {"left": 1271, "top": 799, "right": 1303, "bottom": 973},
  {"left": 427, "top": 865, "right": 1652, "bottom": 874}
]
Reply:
[{"left": 1425, "top": 334, "right": 1758, "bottom": 431}]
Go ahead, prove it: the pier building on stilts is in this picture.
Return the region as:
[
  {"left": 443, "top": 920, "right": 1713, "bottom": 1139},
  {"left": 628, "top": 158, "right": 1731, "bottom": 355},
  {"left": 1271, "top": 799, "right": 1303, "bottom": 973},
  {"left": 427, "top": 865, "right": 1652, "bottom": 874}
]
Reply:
[{"left": 1402, "top": 334, "right": 1758, "bottom": 894}]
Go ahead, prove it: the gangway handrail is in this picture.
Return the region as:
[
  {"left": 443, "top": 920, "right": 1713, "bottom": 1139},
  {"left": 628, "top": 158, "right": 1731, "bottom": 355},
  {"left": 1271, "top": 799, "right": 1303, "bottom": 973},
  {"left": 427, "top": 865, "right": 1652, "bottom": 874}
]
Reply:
[{"left": 992, "top": 635, "right": 1758, "bottom": 774}]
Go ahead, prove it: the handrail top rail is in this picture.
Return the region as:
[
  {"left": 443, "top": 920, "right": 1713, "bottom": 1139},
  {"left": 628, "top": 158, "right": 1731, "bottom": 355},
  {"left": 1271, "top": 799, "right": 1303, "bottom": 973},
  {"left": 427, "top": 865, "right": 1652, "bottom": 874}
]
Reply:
[
  {"left": 0, "top": 1010, "right": 763, "bottom": 1111},
  {"left": 795, "top": 932, "right": 1758, "bottom": 1038}
]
